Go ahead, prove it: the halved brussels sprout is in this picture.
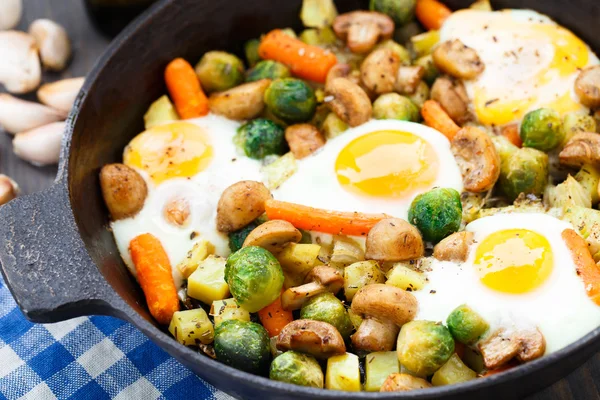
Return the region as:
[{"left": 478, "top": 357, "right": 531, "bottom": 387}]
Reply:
[
  {"left": 235, "top": 118, "right": 287, "bottom": 160},
  {"left": 270, "top": 351, "right": 324, "bottom": 388},
  {"left": 300, "top": 292, "right": 353, "bottom": 339},
  {"left": 195, "top": 51, "right": 245, "bottom": 93},
  {"left": 397, "top": 320, "right": 455, "bottom": 376},
  {"left": 408, "top": 188, "right": 462, "bottom": 243},
  {"left": 264, "top": 78, "right": 317, "bottom": 123}
]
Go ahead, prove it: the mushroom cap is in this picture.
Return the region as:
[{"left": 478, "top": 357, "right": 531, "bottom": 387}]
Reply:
[
  {"left": 305, "top": 265, "right": 344, "bottom": 293},
  {"left": 351, "top": 283, "right": 417, "bottom": 326},
  {"left": 559, "top": 132, "right": 600, "bottom": 168},
  {"left": 276, "top": 319, "right": 346, "bottom": 359},
  {"left": 242, "top": 219, "right": 302, "bottom": 253},
  {"left": 365, "top": 218, "right": 424, "bottom": 262},
  {"left": 333, "top": 11, "right": 394, "bottom": 38}
]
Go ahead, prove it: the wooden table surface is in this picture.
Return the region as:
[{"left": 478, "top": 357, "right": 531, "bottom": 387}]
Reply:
[{"left": 2, "top": 1, "right": 599, "bottom": 399}]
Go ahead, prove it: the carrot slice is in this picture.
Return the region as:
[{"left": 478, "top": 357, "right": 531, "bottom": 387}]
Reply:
[
  {"left": 421, "top": 100, "right": 460, "bottom": 141},
  {"left": 258, "top": 293, "right": 294, "bottom": 337},
  {"left": 130, "top": 233, "right": 180, "bottom": 325},
  {"left": 415, "top": 0, "right": 452, "bottom": 30},
  {"left": 258, "top": 29, "right": 337, "bottom": 83},
  {"left": 562, "top": 228, "right": 600, "bottom": 305},
  {"left": 265, "top": 199, "right": 390, "bottom": 236},
  {"left": 501, "top": 124, "right": 522, "bottom": 148},
  {"left": 165, "top": 58, "right": 209, "bottom": 119}
]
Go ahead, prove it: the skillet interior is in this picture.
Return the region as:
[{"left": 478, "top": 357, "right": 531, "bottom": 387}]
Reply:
[{"left": 65, "top": 0, "right": 600, "bottom": 398}]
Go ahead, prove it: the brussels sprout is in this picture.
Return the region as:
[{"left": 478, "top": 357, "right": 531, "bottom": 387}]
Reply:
[
  {"left": 499, "top": 147, "right": 549, "bottom": 201},
  {"left": 407, "top": 81, "right": 430, "bottom": 109},
  {"left": 144, "top": 95, "right": 179, "bottom": 129},
  {"left": 225, "top": 246, "right": 284, "bottom": 312},
  {"left": 561, "top": 112, "right": 597, "bottom": 147},
  {"left": 229, "top": 218, "right": 265, "bottom": 252},
  {"left": 195, "top": 51, "right": 245, "bottom": 93},
  {"left": 415, "top": 54, "right": 439, "bottom": 85},
  {"left": 431, "top": 354, "right": 477, "bottom": 386},
  {"left": 270, "top": 351, "right": 324, "bottom": 388},
  {"left": 299, "top": 27, "right": 338, "bottom": 47},
  {"left": 300, "top": 292, "right": 353, "bottom": 339},
  {"left": 408, "top": 188, "right": 462, "bottom": 243},
  {"left": 374, "top": 39, "right": 411, "bottom": 65},
  {"left": 300, "top": 0, "right": 338, "bottom": 28},
  {"left": 244, "top": 39, "right": 262, "bottom": 67},
  {"left": 446, "top": 304, "right": 489, "bottom": 345},
  {"left": 214, "top": 319, "right": 271, "bottom": 374},
  {"left": 410, "top": 30, "right": 440, "bottom": 58},
  {"left": 520, "top": 108, "right": 563, "bottom": 151},
  {"left": 370, "top": 0, "right": 416, "bottom": 26},
  {"left": 397, "top": 320, "right": 455, "bottom": 377},
  {"left": 235, "top": 118, "right": 287, "bottom": 160},
  {"left": 264, "top": 78, "right": 317, "bottom": 123},
  {"left": 246, "top": 60, "right": 291, "bottom": 83},
  {"left": 373, "top": 93, "right": 419, "bottom": 122}
]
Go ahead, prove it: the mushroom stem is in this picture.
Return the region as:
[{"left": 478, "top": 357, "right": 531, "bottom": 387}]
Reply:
[
  {"left": 351, "top": 317, "right": 399, "bottom": 352},
  {"left": 281, "top": 281, "right": 326, "bottom": 310}
]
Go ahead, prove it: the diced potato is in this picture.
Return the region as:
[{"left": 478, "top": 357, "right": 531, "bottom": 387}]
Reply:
[
  {"left": 410, "top": 30, "right": 440, "bottom": 58},
  {"left": 168, "top": 308, "right": 214, "bottom": 346},
  {"left": 386, "top": 262, "right": 427, "bottom": 292},
  {"left": 331, "top": 236, "right": 364, "bottom": 265},
  {"left": 187, "top": 255, "right": 229, "bottom": 304},
  {"left": 365, "top": 351, "right": 400, "bottom": 392},
  {"left": 300, "top": 0, "right": 338, "bottom": 28},
  {"left": 344, "top": 260, "right": 386, "bottom": 301},
  {"left": 209, "top": 298, "right": 250, "bottom": 327},
  {"left": 277, "top": 243, "right": 321, "bottom": 287},
  {"left": 326, "top": 353, "right": 361, "bottom": 391},
  {"left": 469, "top": 0, "right": 492, "bottom": 11},
  {"left": 562, "top": 206, "right": 600, "bottom": 261},
  {"left": 462, "top": 346, "right": 485, "bottom": 374},
  {"left": 431, "top": 354, "right": 477, "bottom": 386},
  {"left": 143, "top": 95, "right": 179, "bottom": 129},
  {"left": 545, "top": 175, "right": 591, "bottom": 209},
  {"left": 261, "top": 152, "right": 298, "bottom": 190},
  {"left": 322, "top": 112, "right": 348, "bottom": 139},
  {"left": 575, "top": 164, "right": 600, "bottom": 205},
  {"left": 177, "top": 239, "right": 215, "bottom": 279},
  {"left": 347, "top": 309, "right": 363, "bottom": 331}
]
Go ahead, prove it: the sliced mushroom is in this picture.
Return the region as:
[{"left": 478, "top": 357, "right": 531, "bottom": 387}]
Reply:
[
  {"left": 29, "top": 19, "right": 71, "bottom": 71},
  {"left": 208, "top": 79, "right": 271, "bottom": 120},
  {"left": 13, "top": 121, "right": 65, "bottom": 166},
  {"left": 0, "top": 175, "right": 19, "bottom": 206},
  {"left": 559, "top": 132, "right": 600, "bottom": 168},
  {"left": 281, "top": 265, "right": 344, "bottom": 310},
  {"left": 451, "top": 126, "right": 500, "bottom": 192},
  {"left": 326, "top": 63, "right": 360, "bottom": 87},
  {"left": 325, "top": 77, "right": 372, "bottom": 127},
  {"left": 285, "top": 123, "right": 326, "bottom": 159},
  {"left": 394, "top": 66, "right": 425, "bottom": 95},
  {"left": 276, "top": 319, "right": 346, "bottom": 359},
  {"left": 100, "top": 163, "right": 148, "bottom": 220},
  {"left": 431, "top": 76, "right": 471, "bottom": 125},
  {"left": 433, "top": 39, "right": 484, "bottom": 80},
  {"left": 37, "top": 77, "right": 85, "bottom": 114},
  {"left": 216, "top": 180, "right": 271, "bottom": 232},
  {"left": 0, "top": 94, "right": 66, "bottom": 134},
  {"left": 478, "top": 329, "right": 521, "bottom": 370},
  {"left": 351, "top": 284, "right": 417, "bottom": 352},
  {"left": 0, "top": 0, "right": 22, "bottom": 31},
  {"left": 575, "top": 66, "right": 600, "bottom": 108},
  {"left": 365, "top": 218, "right": 424, "bottom": 262},
  {"left": 515, "top": 328, "right": 546, "bottom": 362},
  {"left": 360, "top": 48, "right": 400, "bottom": 95},
  {"left": 0, "top": 31, "right": 41, "bottom": 93},
  {"left": 332, "top": 11, "right": 394, "bottom": 54},
  {"left": 433, "top": 231, "right": 474, "bottom": 262},
  {"left": 242, "top": 219, "right": 302, "bottom": 253},
  {"left": 380, "top": 373, "right": 432, "bottom": 392},
  {"left": 163, "top": 197, "right": 191, "bottom": 227}
]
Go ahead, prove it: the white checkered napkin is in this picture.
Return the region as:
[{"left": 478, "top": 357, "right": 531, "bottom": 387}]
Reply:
[{"left": 0, "top": 276, "right": 235, "bottom": 400}]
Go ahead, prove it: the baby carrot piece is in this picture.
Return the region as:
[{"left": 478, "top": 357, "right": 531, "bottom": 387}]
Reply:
[
  {"left": 415, "top": 0, "right": 452, "bottom": 30},
  {"left": 421, "top": 100, "right": 460, "bottom": 141},
  {"left": 130, "top": 233, "right": 179, "bottom": 324},
  {"left": 501, "top": 124, "right": 522, "bottom": 148},
  {"left": 265, "top": 199, "right": 390, "bottom": 236},
  {"left": 562, "top": 228, "right": 600, "bottom": 305},
  {"left": 165, "top": 58, "right": 209, "bottom": 119},
  {"left": 258, "top": 29, "right": 337, "bottom": 83},
  {"left": 258, "top": 293, "right": 293, "bottom": 337}
]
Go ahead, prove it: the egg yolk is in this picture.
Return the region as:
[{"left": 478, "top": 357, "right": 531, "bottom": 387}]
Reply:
[
  {"left": 474, "top": 229, "right": 553, "bottom": 294},
  {"left": 335, "top": 130, "right": 439, "bottom": 198},
  {"left": 124, "top": 122, "right": 213, "bottom": 184}
]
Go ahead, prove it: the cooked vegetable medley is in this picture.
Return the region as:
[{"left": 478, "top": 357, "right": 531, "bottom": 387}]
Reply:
[{"left": 100, "top": 0, "right": 600, "bottom": 393}]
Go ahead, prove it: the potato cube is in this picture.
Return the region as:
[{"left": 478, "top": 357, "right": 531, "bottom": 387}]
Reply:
[
  {"left": 344, "top": 260, "right": 385, "bottom": 301},
  {"left": 365, "top": 351, "right": 400, "bottom": 392},
  {"left": 168, "top": 308, "right": 214, "bottom": 346},
  {"left": 431, "top": 354, "right": 477, "bottom": 386},
  {"left": 177, "top": 239, "right": 215, "bottom": 278},
  {"left": 386, "top": 263, "right": 427, "bottom": 291},
  {"left": 187, "top": 255, "right": 229, "bottom": 304},
  {"left": 326, "top": 353, "right": 361, "bottom": 391},
  {"left": 209, "top": 298, "right": 250, "bottom": 327},
  {"left": 277, "top": 243, "right": 321, "bottom": 287},
  {"left": 261, "top": 152, "right": 297, "bottom": 190}
]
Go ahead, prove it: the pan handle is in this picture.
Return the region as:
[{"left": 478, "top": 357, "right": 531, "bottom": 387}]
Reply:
[{"left": 0, "top": 183, "right": 115, "bottom": 323}]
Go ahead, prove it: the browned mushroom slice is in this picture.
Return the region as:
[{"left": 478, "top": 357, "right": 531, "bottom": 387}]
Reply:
[
  {"left": 559, "top": 132, "right": 600, "bottom": 168},
  {"left": 451, "top": 126, "right": 500, "bottom": 193},
  {"left": 431, "top": 76, "right": 471, "bottom": 125},
  {"left": 575, "top": 66, "right": 600, "bottom": 108},
  {"left": 515, "top": 328, "right": 546, "bottom": 362},
  {"left": 433, "top": 39, "right": 484, "bottom": 80},
  {"left": 216, "top": 180, "right": 272, "bottom": 232},
  {"left": 285, "top": 124, "right": 326, "bottom": 159},
  {"left": 276, "top": 319, "right": 346, "bottom": 359},
  {"left": 351, "top": 284, "right": 417, "bottom": 352},
  {"left": 394, "top": 66, "right": 425, "bottom": 95},
  {"left": 360, "top": 48, "right": 400, "bottom": 95},
  {"left": 325, "top": 77, "right": 372, "bottom": 127},
  {"left": 208, "top": 79, "right": 271, "bottom": 120},
  {"left": 365, "top": 218, "right": 424, "bottom": 262},
  {"left": 380, "top": 373, "right": 432, "bottom": 392},
  {"left": 100, "top": 163, "right": 148, "bottom": 221},
  {"left": 281, "top": 265, "right": 344, "bottom": 310},
  {"left": 433, "top": 231, "right": 474, "bottom": 262},
  {"left": 332, "top": 11, "right": 394, "bottom": 54},
  {"left": 478, "top": 329, "right": 520, "bottom": 370},
  {"left": 242, "top": 219, "right": 302, "bottom": 253}
]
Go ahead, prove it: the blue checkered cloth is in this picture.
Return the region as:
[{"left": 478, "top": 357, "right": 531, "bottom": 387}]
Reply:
[{"left": 0, "top": 275, "right": 234, "bottom": 400}]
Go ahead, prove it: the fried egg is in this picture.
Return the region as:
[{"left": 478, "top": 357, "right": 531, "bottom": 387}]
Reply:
[
  {"left": 413, "top": 213, "right": 600, "bottom": 353},
  {"left": 440, "top": 9, "right": 600, "bottom": 127}
]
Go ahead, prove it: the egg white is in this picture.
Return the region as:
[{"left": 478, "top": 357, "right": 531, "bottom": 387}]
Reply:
[{"left": 413, "top": 213, "right": 600, "bottom": 353}]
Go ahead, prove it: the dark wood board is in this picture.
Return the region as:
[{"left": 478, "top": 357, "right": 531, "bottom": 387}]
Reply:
[{"left": 0, "top": 1, "right": 598, "bottom": 399}]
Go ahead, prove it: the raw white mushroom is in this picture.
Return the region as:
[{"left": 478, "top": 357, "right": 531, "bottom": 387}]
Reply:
[
  {"left": 0, "top": 94, "right": 66, "bottom": 134},
  {"left": 13, "top": 121, "right": 66, "bottom": 166},
  {"left": 37, "top": 77, "right": 85, "bottom": 114},
  {"left": 0, "top": 0, "right": 22, "bottom": 31},
  {"left": 0, "top": 31, "right": 41, "bottom": 93},
  {"left": 29, "top": 19, "right": 71, "bottom": 71},
  {"left": 0, "top": 175, "right": 20, "bottom": 206}
]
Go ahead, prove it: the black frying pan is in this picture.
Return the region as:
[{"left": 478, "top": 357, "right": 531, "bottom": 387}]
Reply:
[{"left": 1, "top": 0, "right": 599, "bottom": 398}]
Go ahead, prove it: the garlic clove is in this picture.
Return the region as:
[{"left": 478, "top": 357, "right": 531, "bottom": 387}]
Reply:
[
  {"left": 0, "top": 174, "right": 20, "bottom": 206},
  {"left": 0, "top": 31, "right": 42, "bottom": 93},
  {"left": 0, "top": 0, "right": 22, "bottom": 31},
  {"left": 13, "top": 121, "right": 66, "bottom": 166},
  {"left": 0, "top": 94, "right": 66, "bottom": 134},
  {"left": 28, "top": 19, "right": 71, "bottom": 72},
  {"left": 37, "top": 77, "right": 85, "bottom": 114}
]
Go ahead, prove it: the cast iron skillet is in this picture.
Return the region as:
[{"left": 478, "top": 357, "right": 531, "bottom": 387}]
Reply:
[{"left": 1, "top": 0, "right": 599, "bottom": 398}]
